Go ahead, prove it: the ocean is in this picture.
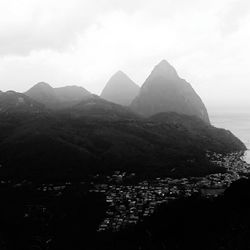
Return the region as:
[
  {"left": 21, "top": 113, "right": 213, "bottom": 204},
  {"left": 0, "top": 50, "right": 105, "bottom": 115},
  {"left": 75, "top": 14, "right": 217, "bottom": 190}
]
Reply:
[{"left": 210, "top": 113, "right": 250, "bottom": 163}]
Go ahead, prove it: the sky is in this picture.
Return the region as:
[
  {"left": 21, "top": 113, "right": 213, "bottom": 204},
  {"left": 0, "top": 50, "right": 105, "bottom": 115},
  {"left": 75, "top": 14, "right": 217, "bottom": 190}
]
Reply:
[{"left": 0, "top": 0, "right": 250, "bottom": 113}]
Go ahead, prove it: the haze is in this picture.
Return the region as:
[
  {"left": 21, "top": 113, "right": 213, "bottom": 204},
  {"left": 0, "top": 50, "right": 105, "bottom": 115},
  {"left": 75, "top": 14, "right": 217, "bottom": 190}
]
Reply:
[{"left": 0, "top": 0, "right": 250, "bottom": 114}]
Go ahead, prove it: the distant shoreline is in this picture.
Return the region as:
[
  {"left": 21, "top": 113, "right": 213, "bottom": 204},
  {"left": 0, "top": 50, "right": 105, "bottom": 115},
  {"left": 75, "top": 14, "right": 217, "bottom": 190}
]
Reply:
[{"left": 210, "top": 113, "right": 250, "bottom": 163}]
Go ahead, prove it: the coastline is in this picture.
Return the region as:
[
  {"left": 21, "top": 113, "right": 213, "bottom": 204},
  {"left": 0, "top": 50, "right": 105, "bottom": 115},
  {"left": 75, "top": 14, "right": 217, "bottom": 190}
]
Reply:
[{"left": 210, "top": 113, "right": 250, "bottom": 164}]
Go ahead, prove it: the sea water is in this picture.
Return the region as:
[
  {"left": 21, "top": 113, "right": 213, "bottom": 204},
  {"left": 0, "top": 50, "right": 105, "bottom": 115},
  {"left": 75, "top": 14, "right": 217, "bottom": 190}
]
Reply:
[{"left": 210, "top": 113, "right": 250, "bottom": 163}]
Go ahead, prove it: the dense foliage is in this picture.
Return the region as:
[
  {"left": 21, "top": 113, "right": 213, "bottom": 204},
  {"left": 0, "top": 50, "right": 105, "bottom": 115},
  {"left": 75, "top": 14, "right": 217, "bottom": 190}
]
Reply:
[{"left": 0, "top": 108, "right": 245, "bottom": 181}]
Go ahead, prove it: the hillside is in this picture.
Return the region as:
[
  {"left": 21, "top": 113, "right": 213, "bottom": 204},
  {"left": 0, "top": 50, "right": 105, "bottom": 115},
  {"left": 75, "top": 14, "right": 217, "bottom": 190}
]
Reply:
[
  {"left": 0, "top": 91, "right": 46, "bottom": 114},
  {"left": 0, "top": 108, "right": 245, "bottom": 181}
]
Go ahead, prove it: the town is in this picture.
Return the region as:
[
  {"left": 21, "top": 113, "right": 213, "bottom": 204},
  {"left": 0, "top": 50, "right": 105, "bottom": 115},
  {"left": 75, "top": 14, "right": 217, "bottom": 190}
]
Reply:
[
  {"left": 0, "top": 152, "right": 249, "bottom": 234},
  {"left": 92, "top": 151, "right": 250, "bottom": 232}
]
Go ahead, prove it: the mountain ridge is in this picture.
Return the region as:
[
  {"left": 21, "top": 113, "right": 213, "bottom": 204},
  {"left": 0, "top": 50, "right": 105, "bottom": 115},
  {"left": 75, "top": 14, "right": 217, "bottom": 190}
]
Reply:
[
  {"left": 25, "top": 82, "right": 92, "bottom": 109},
  {"left": 0, "top": 90, "right": 46, "bottom": 114}
]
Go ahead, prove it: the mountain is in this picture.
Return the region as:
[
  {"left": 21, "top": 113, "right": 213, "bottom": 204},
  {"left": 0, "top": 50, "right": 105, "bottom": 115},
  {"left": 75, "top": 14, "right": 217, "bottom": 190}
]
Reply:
[
  {"left": 0, "top": 66, "right": 246, "bottom": 181},
  {"left": 0, "top": 90, "right": 45, "bottom": 114},
  {"left": 130, "top": 60, "right": 210, "bottom": 123},
  {"left": 25, "top": 82, "right": 92, "bottom": 109},
  {"left": 25, "top": 82, "right": 58, "bottom": 109},
  {"left": 0, "top": 109, "right": 245, "bottom": 181},
  {"left": 101, "top": 71, "right": 140, "bottom": 106}
]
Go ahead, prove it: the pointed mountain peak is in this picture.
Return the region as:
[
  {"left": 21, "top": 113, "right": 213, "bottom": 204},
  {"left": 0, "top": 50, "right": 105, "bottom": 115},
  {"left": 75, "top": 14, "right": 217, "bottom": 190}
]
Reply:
[
  {"left": 107, "top": 70, "right": 137, "bottom": 86},
  {"left": 131, "top": 61, "right": 210, "bottom": 124},
  {"left": 111, "top": 70, "right": 130, "bottom": 80},
  {"left": 151, "top": 59, "right": 178, "bottom": 78},
  {"left": 115, "top": 70, "right": 125, "bottom": 75},
  {"left": 158, "top": 59, "right": 171, "bottom": 66},
  {"left": 101, "top": 71, "right": 140, "bottom": 106}
]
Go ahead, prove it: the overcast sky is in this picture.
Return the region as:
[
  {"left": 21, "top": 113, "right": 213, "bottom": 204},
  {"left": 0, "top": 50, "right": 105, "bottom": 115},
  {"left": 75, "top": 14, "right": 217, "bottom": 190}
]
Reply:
[{"left": 0, "top": 0, "right": 250, "bottom": 113}]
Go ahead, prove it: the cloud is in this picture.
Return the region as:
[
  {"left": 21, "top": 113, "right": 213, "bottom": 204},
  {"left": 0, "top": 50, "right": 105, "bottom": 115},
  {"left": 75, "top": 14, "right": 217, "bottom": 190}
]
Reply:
[
  {"left": 219, "top": 0, "right": 250, "bottom": 36},
  {"left": 0, "top": 0, "right": 143, "bottom": 56},
  {"left": 0, "top": 0, "right": 97, "bottom": 55},
  {"left": 0, "top": 0, "right": 212, "bottom": 56},
  {"left": 1, "top": 0, "right": 250, "bottom": 112}
]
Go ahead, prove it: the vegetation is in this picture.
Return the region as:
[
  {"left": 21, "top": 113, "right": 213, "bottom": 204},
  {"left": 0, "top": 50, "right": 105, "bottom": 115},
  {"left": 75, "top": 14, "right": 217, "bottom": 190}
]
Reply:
[{"left": 0, "top": 105, "right": 245, "bottom": 181}]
